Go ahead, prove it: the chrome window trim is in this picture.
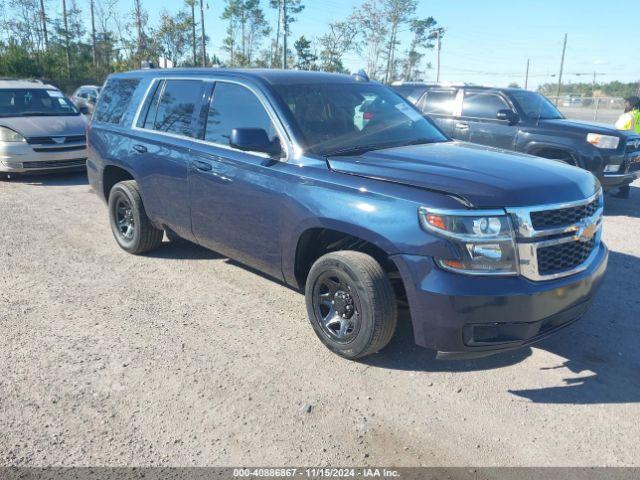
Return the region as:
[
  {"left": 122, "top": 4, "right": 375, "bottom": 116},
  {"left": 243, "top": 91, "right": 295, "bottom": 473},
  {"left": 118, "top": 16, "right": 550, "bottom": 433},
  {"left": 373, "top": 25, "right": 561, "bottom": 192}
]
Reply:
[{"left": 130, "top": 76, "right": 294, "bottom": 162}]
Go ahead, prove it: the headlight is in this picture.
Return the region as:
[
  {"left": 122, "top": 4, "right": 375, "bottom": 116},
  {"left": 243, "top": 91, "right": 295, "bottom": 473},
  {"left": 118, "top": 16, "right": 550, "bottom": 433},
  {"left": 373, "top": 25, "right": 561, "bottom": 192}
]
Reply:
[
  {"left": 587, "top": 133, "right": 619, "bottom": 149},
  {"left": 0, "top": 126, "right": 26, "bottom": 143},
  {"left": 419, "top": 208, "right": 518, "bottom": 275}
]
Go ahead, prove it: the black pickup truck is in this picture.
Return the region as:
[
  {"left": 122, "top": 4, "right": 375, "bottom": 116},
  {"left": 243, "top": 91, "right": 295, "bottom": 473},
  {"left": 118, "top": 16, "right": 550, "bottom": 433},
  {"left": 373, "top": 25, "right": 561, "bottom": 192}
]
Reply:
[{"left": 392, "top": 83, "right": 640, "bottom": 198}]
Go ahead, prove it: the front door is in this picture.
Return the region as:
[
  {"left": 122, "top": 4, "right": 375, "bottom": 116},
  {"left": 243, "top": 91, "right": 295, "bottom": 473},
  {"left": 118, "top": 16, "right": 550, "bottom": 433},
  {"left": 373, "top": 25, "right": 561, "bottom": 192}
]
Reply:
[{"left": 189, "top": 81, "right": 289, "bottom": 279}]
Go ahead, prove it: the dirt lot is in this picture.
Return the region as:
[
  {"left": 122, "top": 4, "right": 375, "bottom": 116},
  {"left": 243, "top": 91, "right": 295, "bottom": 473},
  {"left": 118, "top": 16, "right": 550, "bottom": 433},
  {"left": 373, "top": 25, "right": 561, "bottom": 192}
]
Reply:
[{"left": 1, "top": 173, "right": 639, "bottom": 467}]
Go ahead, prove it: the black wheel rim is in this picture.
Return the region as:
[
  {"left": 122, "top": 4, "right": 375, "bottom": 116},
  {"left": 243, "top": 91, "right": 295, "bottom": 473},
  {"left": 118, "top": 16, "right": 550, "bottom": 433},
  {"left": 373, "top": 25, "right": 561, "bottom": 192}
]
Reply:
[
  {"left": 115, "top": 195, "right": 135, "bottom": 240},
  {"left": 312, "top": 270, "right": 362, "bottom": 344}
]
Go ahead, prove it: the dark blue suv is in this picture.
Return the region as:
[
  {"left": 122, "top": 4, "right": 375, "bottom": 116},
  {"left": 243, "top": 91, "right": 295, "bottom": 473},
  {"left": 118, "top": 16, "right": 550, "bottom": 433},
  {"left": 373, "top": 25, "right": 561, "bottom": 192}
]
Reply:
[{"left": 87, "top": 69, "right": 608, "bottom": 360}]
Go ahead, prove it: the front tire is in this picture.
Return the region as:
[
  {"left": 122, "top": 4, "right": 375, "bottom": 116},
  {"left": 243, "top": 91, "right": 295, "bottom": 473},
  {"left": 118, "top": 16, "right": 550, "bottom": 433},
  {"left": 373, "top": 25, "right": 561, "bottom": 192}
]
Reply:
[
  {"left": 108, "top": 180, "right": 163, "bottom": 254},
  {"left": 305, "top": 251, "right": 397, "bottom": 359}
]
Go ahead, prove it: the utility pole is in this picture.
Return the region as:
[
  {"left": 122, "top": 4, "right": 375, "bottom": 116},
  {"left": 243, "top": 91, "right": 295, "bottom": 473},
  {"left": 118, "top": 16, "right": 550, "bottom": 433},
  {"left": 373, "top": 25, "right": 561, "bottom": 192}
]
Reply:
[
  {"left": 191, "top": 0, "right": 197, "bottom": 65},
  {"left": 555, "top": 33, "right": 567, "bottom": 105},
  {"left": 62, "top": 0, "right": 71, "bottom": 77},
  {"left": 200, "top": 0, "right": 206, "bottom": 67},
  {"left": 90, "top": 0, "right": 97, "bottom": 75},
  {"left": 282, "top": 0, "right": 287, "bottom": 69},
  {"left": 39, "top": 0, "right": 48, "bottom": 50},
  {"left": 435, "top": 29, "right": 441, "bottom": 83},
  {"left": 524, "top": 58, "right": 530, "bottom": 90},
  {"left": 134, "top": 0, "right": 143, "bottom": 68}
]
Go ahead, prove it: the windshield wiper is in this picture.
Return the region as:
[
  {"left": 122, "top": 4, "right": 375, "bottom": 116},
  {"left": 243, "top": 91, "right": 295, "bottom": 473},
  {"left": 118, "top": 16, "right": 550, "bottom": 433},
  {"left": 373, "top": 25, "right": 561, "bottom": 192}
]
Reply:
[
  {"left": 18, "top": 112, "right": 75, "bottom": 117},
  {"left": 326, "top": 144, "right": 395, "bottom": 157},
  {"left": 326, "top": 138, "right": 438, "bottom": 157}
]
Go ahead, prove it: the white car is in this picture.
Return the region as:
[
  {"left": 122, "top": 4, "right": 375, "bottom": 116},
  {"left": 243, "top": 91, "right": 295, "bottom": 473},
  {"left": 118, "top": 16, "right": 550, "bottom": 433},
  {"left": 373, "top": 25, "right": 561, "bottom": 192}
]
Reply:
[{"left": 0, "top": 79, "right": 88, "bottom": 176}]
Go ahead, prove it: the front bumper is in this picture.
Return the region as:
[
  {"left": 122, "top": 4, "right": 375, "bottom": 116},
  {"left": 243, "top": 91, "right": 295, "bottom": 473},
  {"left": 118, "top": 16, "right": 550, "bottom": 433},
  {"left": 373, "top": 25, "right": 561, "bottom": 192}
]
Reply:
[
  {"left": 0, "top": 142, "right": 87, "bottom": 173},
  {"left": 601, "top": 171, "right": 639, "bottom": 189},
  {"left": 391, "top": 242, "right": 608, "bottom": 359},
  {"left": 601, "top": 150, "right": 640, "bottom": 189}
]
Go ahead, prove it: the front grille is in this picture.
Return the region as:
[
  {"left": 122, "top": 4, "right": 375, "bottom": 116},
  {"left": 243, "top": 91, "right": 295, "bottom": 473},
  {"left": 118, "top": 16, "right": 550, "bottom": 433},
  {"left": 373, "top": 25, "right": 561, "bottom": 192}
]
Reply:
[
  {"left": 530, "top": 199, "right": 598, "bottom": 230},
  {"left": 626, "top": 153, "right": 640, "bottom": 173},
  {"left": 27, "top": 135, "right": 86, "bottom": 145},
  {"left": 32, "top": 145, "right": 86, "bottom": 153},
  {"left": 625, "top": 139, "right": 640, "bottom": 154},
  {"left": 21, "top": 158, "right": 86, "bottom": 169},
  {"left": 537, "top": 238, "right": 596, "bottom": 275}
]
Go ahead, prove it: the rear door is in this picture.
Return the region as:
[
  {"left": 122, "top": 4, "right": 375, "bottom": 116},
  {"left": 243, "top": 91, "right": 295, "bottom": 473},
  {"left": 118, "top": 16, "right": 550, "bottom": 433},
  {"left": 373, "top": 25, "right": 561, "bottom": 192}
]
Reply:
[
  {"left": 417, "top": 88, "right": 458, "bottom": 136},
  {"left": 130, "top": 78, "right": 207, "bottom": 241},
  {"left": 455, "top": 89, "right": 518, "bottom": 150}
]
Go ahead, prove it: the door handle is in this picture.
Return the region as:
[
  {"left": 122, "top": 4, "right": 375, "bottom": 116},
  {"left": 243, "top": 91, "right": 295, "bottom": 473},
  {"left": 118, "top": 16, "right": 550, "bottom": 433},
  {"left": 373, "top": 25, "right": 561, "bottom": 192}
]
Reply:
[
  {"left": 192, "top": 160, "right": 212, "bottom": 172},
  {"left": 132, "top": 144, "right": 147, "bottom": 153},
  {"left": 455, "top": 122, "right": 469, "bottom": 130}
]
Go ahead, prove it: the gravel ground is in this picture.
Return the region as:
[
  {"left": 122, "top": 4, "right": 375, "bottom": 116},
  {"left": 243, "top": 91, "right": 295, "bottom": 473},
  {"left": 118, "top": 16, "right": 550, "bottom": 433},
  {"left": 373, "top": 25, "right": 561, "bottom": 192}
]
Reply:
[{"left": 0, "top": 173, "right": 639, "bottom": 467}]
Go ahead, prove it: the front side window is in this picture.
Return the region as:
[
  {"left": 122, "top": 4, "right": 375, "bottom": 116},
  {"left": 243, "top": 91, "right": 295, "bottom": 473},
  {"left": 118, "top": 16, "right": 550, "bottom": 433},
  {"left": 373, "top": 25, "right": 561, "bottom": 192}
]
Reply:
[
  {"left": 151, "top": 80, "right": 204, "bottom": 137},
  {"left": 93, "top": 78, "right": 140, "bottom": 124},
  {"left": 462, "top": 91, "right": 509, "bottom": 119},
  {"left": 273, "top": 83, "right": 448, "bottom": 156},
  {"left": 205, "top": 82, "right": 278, "bottom": 145},
  {"left": 0, "top": 89, "right": 79, "bottom": 118},
  {"left": 510, "top": 91, "right": 563, "bottom": 120},
  {"left": 421, "top": 90, "right": 457, "bottom": 115}
]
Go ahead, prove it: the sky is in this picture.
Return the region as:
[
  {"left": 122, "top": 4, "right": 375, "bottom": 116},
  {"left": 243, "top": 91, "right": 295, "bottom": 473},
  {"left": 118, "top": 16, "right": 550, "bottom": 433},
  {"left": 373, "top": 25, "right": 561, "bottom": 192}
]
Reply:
[{"left": 73, "top": 0, "right": 638, "bottom": 89}]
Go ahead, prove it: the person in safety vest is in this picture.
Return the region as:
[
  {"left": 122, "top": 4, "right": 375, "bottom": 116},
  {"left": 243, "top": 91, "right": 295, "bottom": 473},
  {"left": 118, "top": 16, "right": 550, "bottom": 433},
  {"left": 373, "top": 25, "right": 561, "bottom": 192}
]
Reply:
[
  {"left": 615, "top": 96, "right": 640, "bottom": 133},
  {"left": 611, "top": 96, "right": 640, "bottom": 198}
]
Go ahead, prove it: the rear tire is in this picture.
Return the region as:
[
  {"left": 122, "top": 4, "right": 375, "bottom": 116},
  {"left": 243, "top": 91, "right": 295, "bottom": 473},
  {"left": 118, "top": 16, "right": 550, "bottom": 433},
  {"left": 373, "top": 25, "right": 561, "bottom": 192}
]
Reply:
[
  {"left": 305, "top": 251, "right": 397, "bottom": 359},
  {"left": 108, "top": 180, "right": 163, "bottom": 254}
]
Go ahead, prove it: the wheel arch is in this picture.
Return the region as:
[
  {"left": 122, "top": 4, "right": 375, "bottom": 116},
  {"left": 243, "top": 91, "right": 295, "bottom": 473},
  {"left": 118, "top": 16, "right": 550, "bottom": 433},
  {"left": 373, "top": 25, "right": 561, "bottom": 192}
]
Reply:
[
  {"left": 102, "top": 164, "right": 136, "bottom": 201},
  {"left": 524, "top": 142, "right": 581, "bottom": 166},
  {"left": 286, "top": 221, "right": 401, "bottom": 292}
]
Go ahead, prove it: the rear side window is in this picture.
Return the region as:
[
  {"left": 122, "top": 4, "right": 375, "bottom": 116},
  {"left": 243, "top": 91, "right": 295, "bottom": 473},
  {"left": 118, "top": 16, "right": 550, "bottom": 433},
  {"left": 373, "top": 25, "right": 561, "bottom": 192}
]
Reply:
[
  {"left": 462, "top": 91, "right": 509, "bottom": 119},
  {"left": 205, "top": 82, "right": 277, "bottom": 145},
  {"left": 93, "top": 78, "right": 140, "bottom": 124},
  {"left": 421, "top": 90, "right": 457, "bottom": 115}
]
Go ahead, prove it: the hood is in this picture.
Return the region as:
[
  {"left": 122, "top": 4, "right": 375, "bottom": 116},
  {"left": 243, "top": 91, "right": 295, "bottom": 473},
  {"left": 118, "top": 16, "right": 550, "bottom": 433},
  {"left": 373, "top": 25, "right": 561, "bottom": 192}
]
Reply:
[
  {"left": 539, "top": 118, "right": 632, "bottom": 137},
  {"left": 0, "top": 115, "right": 87, "bottom": 139},
  {"left": 328, "top": 141, "right": 600, "bottom": 208}
]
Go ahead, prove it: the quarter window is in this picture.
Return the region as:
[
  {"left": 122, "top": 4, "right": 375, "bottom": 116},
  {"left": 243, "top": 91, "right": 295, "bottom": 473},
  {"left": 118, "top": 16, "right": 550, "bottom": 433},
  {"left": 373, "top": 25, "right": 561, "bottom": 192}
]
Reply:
[
  {"left": 462, "top": 92, "right": 509, "bottom": 119},
  {"left": 205, "top": 82, "right": 278, "bottom": 146},
  {"left": 93, "top": 78, "right": 140, "bottom": 124}
]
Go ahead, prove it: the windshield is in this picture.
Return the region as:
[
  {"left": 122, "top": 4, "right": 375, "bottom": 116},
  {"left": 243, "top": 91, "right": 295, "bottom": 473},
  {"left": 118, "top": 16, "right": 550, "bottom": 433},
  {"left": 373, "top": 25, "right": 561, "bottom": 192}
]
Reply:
[
  {"left": 0, "top": 89, "right": 79, "bottom": 117},
  {"left": 273, "top": 83, "right": 448, "bottom": 156},
  {"left": 510, "top": 91, "right": 563, "bottom": 120}
]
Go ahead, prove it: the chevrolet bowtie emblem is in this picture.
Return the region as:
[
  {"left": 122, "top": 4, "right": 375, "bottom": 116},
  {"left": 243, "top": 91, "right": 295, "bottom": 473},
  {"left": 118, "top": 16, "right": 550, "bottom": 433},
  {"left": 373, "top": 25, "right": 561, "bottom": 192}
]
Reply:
[{"left": 576, "top": 219, "right": 598, "bottom": 242}]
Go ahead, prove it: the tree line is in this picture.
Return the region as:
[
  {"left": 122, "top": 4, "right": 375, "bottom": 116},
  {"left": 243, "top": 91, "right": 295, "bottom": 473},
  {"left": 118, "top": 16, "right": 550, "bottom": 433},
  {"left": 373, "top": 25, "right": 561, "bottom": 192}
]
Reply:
[{"left": 0, "top": 0, "right": 442, "bottom": 92}]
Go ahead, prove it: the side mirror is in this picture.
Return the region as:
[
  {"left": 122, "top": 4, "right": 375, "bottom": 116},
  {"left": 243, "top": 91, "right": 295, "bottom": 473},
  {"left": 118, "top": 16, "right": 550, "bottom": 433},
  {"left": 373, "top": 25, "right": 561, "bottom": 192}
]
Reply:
[
  {"left": 230, "top": 128, "right": 282, "bottom": 157},
  {"left": 496, "top": 109, "right": 519, "bottom": 125},
  {"left": 79, "top": 105, "right": 90, "bottom": 115}
]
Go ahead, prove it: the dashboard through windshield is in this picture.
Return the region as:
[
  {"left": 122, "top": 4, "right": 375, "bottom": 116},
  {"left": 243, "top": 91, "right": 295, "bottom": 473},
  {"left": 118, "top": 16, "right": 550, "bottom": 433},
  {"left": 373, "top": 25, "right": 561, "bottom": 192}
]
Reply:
[{"left": 0, "top": 89, "right": 80, "bottom": 117}]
